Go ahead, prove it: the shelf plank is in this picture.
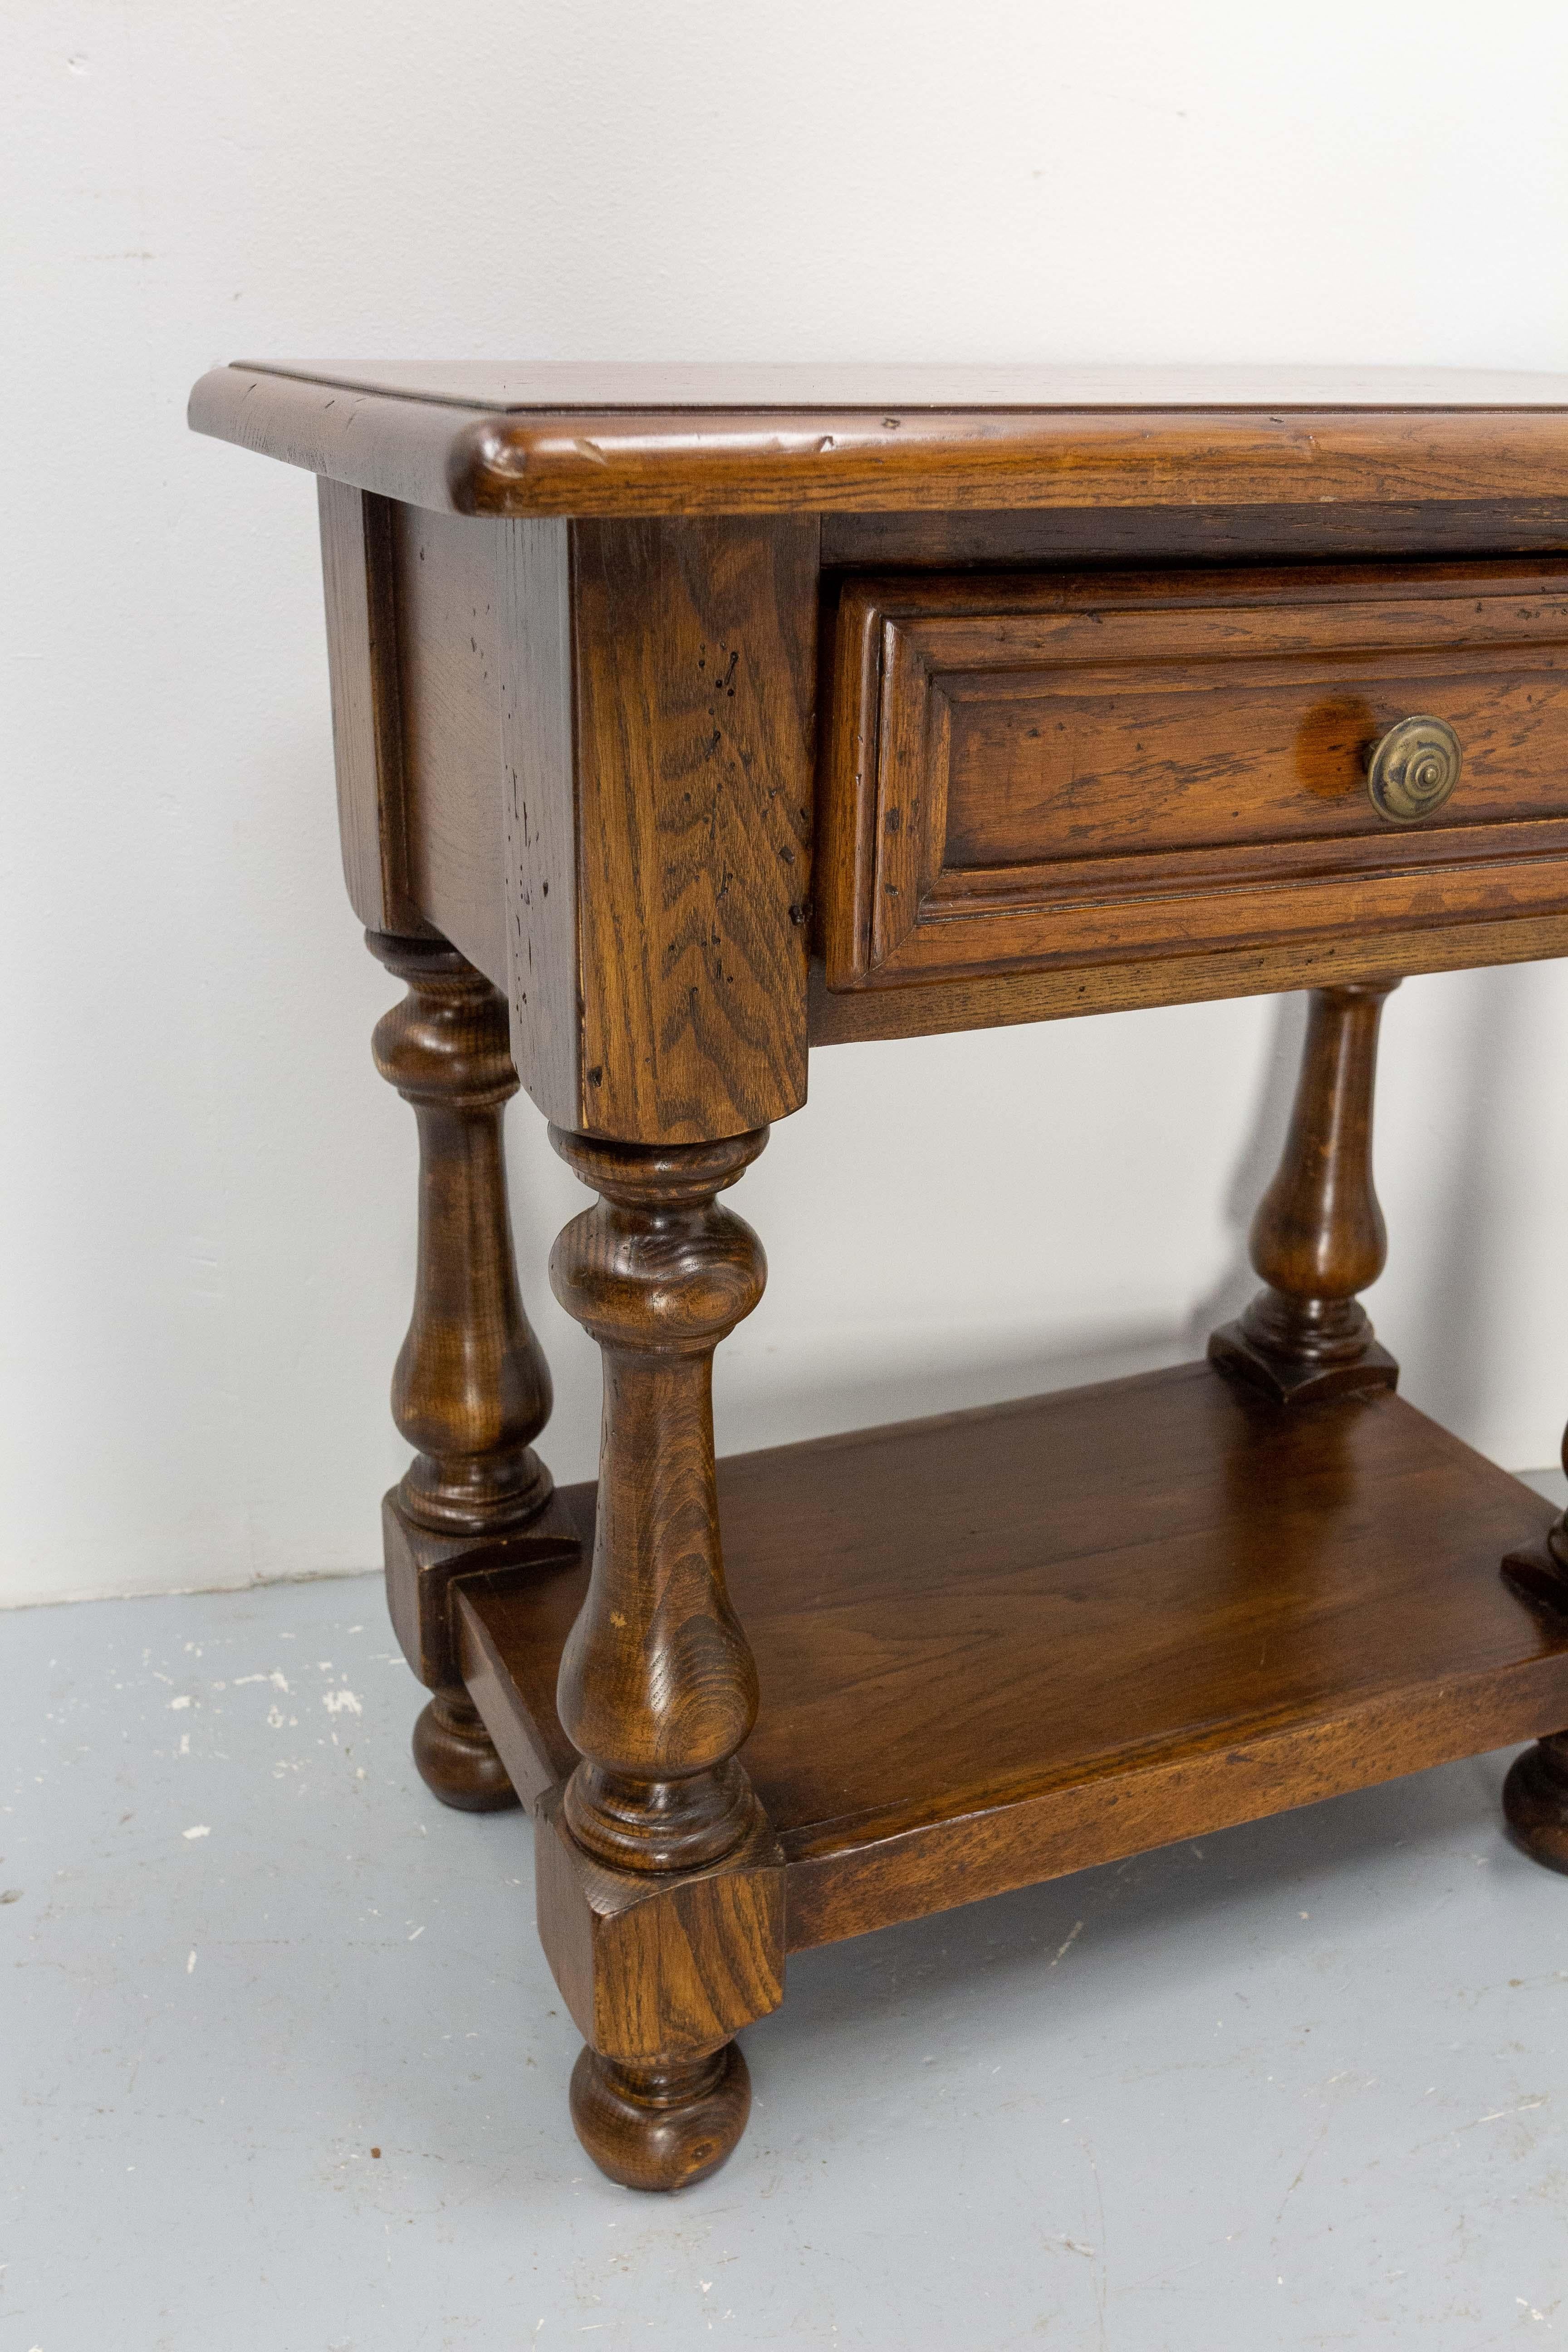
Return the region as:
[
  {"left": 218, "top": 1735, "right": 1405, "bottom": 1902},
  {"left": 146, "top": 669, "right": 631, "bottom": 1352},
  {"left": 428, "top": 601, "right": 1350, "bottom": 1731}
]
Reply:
[{"left": 456, "top": 1363, "right": 1568, "bottom": 1950}]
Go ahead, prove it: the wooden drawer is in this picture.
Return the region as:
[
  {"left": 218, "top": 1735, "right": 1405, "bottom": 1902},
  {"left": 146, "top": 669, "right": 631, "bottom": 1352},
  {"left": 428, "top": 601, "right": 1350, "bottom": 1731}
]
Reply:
[{"left": 818, "top": 561, "right": 1568, "bottom": 988}]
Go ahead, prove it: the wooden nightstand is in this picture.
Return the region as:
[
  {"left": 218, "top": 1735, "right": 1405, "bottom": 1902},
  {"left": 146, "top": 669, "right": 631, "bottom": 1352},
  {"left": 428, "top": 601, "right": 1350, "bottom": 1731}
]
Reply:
[{"left": 191, "top": 362, "right": 1568, "bottom": 2190}]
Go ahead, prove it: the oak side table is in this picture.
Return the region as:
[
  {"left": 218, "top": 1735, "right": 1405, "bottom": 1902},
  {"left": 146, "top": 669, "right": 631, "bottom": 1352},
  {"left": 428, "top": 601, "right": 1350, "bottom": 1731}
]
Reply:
[{"left": 191, "top": 362, "right": 1568, "bottom": 2191}]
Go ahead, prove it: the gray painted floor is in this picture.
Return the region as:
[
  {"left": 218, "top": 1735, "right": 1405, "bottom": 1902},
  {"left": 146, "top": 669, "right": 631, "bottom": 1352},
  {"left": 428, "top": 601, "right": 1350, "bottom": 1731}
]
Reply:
[{"left": 5, "top": 1513, "right": 1568, "bottom": 2352}]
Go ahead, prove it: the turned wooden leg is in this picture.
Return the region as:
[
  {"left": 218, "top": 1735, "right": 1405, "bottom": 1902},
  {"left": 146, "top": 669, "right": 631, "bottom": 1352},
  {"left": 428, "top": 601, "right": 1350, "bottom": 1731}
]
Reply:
[
  {"left": 1501, "top": 1436, "right": 1568, "bottom": 1868},
  {"left": 1502, "top": 1733, "right": 1568, "bottom": 1874},
  {"left": 1209, "top": 980, "right": 1401, "bottom": 1403},
  {"left": 537, "top": 1127, "right": 784, "bottom": 2190},
  {"left": 567, "top": 2047, "right": 752, "bottom": 2195},
  {"left": 368, "top": 930, "right": 557, "bottom": 1811}
]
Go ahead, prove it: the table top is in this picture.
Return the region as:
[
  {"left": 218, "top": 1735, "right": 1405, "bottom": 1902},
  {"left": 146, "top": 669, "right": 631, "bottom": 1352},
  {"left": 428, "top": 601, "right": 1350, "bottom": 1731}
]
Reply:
[
  {"left": 208, "top": 360, "right": 1568, "bottom": 413},
  {"left": 189, "top": 361, "right": 1568, "bottom": 519}
]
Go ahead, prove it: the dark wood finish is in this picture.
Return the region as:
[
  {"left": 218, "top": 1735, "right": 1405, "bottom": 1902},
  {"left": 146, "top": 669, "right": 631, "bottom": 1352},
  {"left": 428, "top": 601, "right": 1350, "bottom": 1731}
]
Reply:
[
  {"left": 545, "top": 1127, "right": 770, "bottom": 1869},
  {"left": 1500, "top": 1535, "right": 1568, "bottom": 1622},
  {"left": 332, "top": 505, "right": 817, "bottom": 1145},
  {"left": 1499, "top": 1427, "right": 1568, "bottom": 1872},
  {"left": 371, "top": 933, "right": 554, "bottom": 1535},
  {"left": 389, "top": 507, "right": 511, "bottom": 985},
  {"left": 569, "top": 2043, "right": 751, "bottom": 2194},
  {"left": 191, "top": 363, "right": 1568, "bottom": 517},
  {"left": 1210, "top": 982, "right": 1400, "bottom": 1401},
  {"left": 195, "top": 359, "right": 1568, "bottom": 2189},
  {"left": 204, "top": 371, "right": 1568, "bottom": 1122},
  {"left": 1507, "top": 1425, "right": 1568, "bottom": 1604},
  {"left": 451, "top": 1498, "right": 596, "bottom": 1809},
  {"left": 1502, "top": 1735, "right": 1568, "bottom": 1874},
  {"left": 806, "top": 909, "right": 1568, "bottom": 1045},
  {"left": 822, "top": 500, "right": 1568, "bottom": 571},
  {"left": 457, "top": 1365, "right": 1568, "bottom": 1948},
  {"left": 367, "top": 929, "right": 563, "bottom": 1808},
  {"left": 317, "top": 482, "right": 426, "bottom": 936},
  {"left": 408, "top": 1685, "right": 519, "bottom": 1813},
  {"left": 535, "top": 1787, "right": 783, "bottom": 2059},
  {"left": 819, "top": 563, "right": 1568, "bottom": 991},
  {"left": 498, "top": 519, "right": 578, "bottom": 1122},
  {"left": 553, "top": 520, "right": 816, "bottom": 1141},
  {"left": 538, "top": 1127, "right": 783, "bottom": 2186}
]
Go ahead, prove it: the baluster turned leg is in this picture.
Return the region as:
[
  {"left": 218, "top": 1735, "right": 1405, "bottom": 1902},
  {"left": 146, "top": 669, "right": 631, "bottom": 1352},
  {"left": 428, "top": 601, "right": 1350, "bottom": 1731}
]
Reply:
[
  {"left": 536, "top": 1128, "right": 784, "bottom": 2191},
  {"left": 1210, "top": 980, "right": 1401, "bottom": 1402},
  {"left": 368, "top": 931, "right": 556, "bottom": 1811},
  {"left": 1502, "top": 1728, "right": 1568, "bottom": 1873}
]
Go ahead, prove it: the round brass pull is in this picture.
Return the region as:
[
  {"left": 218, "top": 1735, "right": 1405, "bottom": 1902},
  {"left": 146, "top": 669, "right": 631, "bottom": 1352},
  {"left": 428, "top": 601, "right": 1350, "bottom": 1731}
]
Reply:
[{"left": 1366, "top": 714, "right": 1462, "bottom": 823}]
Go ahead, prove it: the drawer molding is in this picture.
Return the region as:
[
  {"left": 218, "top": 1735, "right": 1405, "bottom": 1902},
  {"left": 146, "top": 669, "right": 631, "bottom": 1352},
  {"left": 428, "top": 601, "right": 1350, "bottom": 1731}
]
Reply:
[{"left": 818, "top": 563, "right": 1568, "bottom": 990}]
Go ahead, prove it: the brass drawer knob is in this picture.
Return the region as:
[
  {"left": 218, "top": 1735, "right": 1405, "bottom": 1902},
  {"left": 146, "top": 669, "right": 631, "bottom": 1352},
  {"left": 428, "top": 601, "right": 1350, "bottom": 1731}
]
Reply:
[{"left": 1366, "top": 714, "right": 1462, "bottom": 823}]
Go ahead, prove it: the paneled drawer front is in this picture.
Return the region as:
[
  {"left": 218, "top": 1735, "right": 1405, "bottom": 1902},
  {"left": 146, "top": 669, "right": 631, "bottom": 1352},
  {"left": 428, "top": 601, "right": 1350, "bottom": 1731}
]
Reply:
[{"left": 818, "top": 562, "right": 1568, "bottom": 987}]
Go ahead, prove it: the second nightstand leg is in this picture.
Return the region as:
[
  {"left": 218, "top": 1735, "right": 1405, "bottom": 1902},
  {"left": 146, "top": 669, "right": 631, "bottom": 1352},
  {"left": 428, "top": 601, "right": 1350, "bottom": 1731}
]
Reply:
[
  {"left": 368, "top": 930, "right": 556, "bottom": 1811},
  {"left": 1502, "top": 1441, "right": 1568, "bottom": 1872},
  {"left": 1210, "top": 980, "right": 1402, "bottom": 1403},
  {"left": 1503, "top": 1730, "right": 1568, "bottom": 1873},
  {"left": 538, "top": 1126, "right": 785, "bottom": 2191}
]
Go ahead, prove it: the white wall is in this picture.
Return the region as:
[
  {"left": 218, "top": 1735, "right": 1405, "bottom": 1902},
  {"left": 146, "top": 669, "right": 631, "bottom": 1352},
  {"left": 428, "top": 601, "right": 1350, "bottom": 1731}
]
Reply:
[{"left": 6, "top": 0, "right": 1568, "bottom": 1606}]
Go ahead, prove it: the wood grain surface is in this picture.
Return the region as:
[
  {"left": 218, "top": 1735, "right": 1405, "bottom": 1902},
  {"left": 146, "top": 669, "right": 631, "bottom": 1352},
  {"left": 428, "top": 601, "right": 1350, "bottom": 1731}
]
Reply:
[
  {"left": 367, "top": 930, "right": 558, "bottom": 1812},
  {"left": 199, "top": 351, "right": 1568, "bottom": 2190},
  {"left": 805, "top": 909, "right": 1568, "bottom": 1044},
  {"left": 546, "top": 1127, "right": 771, "bottom": 1874},
  {"left": 498, "top": 518, "right": 579, "bottom": 1125},
  {"left": 819, "top": 560, "right": 1568, "bottom": 991},
  {"left": 390, "top": 507, "right": 511, "bottom": 985},
  {"left": 537, "top": 1127, "right": 783, "bottom": 2186},
  {"left": 821, "top": 500, "right": 1568, "bottom": 571},
  {"left": 191, "top": 364, "right": 1568, "bottom": 519},
  {"left": 316, "top": 481, "right": 424, "bottom": 934},
  {"left": 536, "top": 1789, "right": 784, "bottom": 2064},
  {"left": 563, "top": 519, "right": 816, "bottom": 1139},
  {"left": 1210, "top": 982, "right": 1400, "bottom": 1402},
  {"left": 457, "top": 1363, "right": 1568, "bottom": 1949}
]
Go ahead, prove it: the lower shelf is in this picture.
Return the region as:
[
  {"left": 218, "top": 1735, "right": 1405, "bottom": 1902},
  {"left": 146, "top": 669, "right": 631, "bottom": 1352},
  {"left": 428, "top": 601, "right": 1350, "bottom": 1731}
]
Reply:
[{"left": 456, "top": 1361, "right": 1568, "bottom": 1952}]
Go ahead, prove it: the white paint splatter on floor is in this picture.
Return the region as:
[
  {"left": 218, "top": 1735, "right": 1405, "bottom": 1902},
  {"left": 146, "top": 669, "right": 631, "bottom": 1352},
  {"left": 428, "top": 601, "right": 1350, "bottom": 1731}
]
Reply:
[{"left": 4, "top": 1571, "right": 1568, "bottom": 2349}]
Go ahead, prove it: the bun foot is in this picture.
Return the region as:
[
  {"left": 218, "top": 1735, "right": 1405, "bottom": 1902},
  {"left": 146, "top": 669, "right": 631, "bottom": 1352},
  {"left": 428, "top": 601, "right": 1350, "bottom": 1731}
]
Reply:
[
  {"left": 1504, "top": 1735, "right": 1568, "bottom": 1874},
  {"left": 412, "top": 1690, "right": 520, "bottom": 1812},
  {"left": 569, "top": 2043, "right": 750, "bottom": 2191}
]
